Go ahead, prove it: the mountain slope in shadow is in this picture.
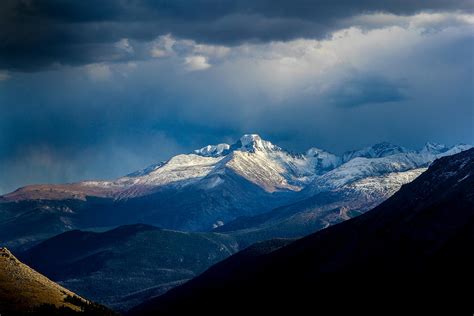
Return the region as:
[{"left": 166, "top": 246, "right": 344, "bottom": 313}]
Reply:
[
  {"left": 131, "top": 148, "right": 474, "bottom": 315},
  {"left": 19, "top": 224, "right": 239, "bottom": 312}
]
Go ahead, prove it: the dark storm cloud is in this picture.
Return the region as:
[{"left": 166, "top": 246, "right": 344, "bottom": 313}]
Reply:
[
  {"left": 1, "top": 0, "right": 473, "bottom": 71},
  {"left": 326, "top": 75, "right": 407, "bottom": 108},
  {"left": 0, "top": 2, "right": 472, "bottom": 194}
]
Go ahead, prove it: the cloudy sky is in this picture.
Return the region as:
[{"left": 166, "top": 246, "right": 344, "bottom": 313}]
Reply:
[{"left": 0, "top": 0, "right": 473, "bottom": 193}]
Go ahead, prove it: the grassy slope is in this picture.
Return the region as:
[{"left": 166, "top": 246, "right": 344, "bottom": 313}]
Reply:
[{"left": 0, "top": 247, "right": 88, "bottom": 313}]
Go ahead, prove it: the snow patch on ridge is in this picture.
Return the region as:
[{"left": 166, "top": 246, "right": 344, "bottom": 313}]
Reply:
[
  {"left": 237, "top": 134, "right": 279, "bottom": 152},
  {"left": 346, "top": 168, "right": 427, "bottom": 200},
  {"left": 115, "top": 154, "right": 225, "bottom": 188},
  {"left": 342, "top": 142, "right": 410, "bottom": 162},
  {"left": 194, "top": 144, "right": 230, "bottom": 157},
  {"left": 421, "top": 142, "right": 448, "bottom": 154}
]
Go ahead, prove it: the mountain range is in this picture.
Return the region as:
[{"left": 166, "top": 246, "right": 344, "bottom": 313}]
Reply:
[
  {"left": 0, "top": 135, "right": 472, "bottom": 314},
  {"left": 1, "top": 134, "right": 470, "bottom": 251},
  {"left": 130, "top": 147, "right": 474, "bottom": 315}
]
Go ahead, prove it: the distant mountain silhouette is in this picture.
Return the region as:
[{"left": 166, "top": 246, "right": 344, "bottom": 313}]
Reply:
[{"left": 130, "top": 148, "right": 474, "bottom": 315}]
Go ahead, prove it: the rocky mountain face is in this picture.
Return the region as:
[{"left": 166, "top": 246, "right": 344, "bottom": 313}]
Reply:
[
  {"left": 0, "top": 134, "right": 470, "bottom": 250},
  {"left": 0, "top": 247, "right": 112, "bottom": 315},
  {"left": 130, "top": 148, "right": 474, "bottom": 315}
]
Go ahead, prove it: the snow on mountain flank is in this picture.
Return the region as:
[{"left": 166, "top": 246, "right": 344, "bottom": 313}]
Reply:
[
  {"left": 342, "top": 142, "right": 410, "bottom": 162},
  {"left": 306, "top": 144, "right": 471, "bottom": 195},
  {"left": 344, "top": 168, "right": 427, "bottom": 201},
  {"left": 2, "top": 135, "right": 472, "bottom": 201},
  {"left": 421, "top": 142, "right": 448, "bottom": 154},
  {"left": 305, "top": 148, "right": 341, "bottom": 173},
  {"left": 77, "top": 139, "right": 473, "bottom": 197},
  {"left": 237, "top": 134, "right": 278, "bottom": 152},
  {"left": 121, "top": 154, "right": 223, "bottom": 185},
  {"left": 194, "top": 143, "right": 230, "bottom": 157}
]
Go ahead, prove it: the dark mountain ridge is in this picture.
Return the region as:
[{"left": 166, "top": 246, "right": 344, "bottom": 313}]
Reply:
[
  {"left": 19, "top": 224, "right": 239, "bottom": 312},
  {"left": 131, "top": 148, "right": 474, "bottom": 315}
]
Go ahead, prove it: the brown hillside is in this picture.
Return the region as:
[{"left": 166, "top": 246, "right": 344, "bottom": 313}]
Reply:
[{"left": 0, "top": 247, "right": 88, "bottom": 313}]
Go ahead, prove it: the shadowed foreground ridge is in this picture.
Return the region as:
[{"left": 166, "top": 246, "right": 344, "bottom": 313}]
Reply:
[
  {"left": 131, "top": 148, "right": 474, "bottom": 315},
  {"left": 0, "top": 248, "right": 113, "bottom": 315}
]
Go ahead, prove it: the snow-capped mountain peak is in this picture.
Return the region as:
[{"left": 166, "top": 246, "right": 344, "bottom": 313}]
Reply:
[
  {"left": 421, "top": 142, "right": 448, "bottom": 154},
  {"left": 305, "top": 147, "right": 338, "bottom": 159},
  {"left": 194, "top": 143, "right": 230, "bottom": 157},
  {"left": 233, "top": 134, "right": 280, "bottom": 153},
  {"left": 343, "top": 142, "right": 410, "bottom": 162},
  {"left": 2, "top": 135, "right": 472, "bottom": 238},
  {"left": 4, "top": 134, "right": 472, "bottom": 204},
  {"left": 66, "top": 138, "right": 474, "bottom": 194},
  {"left": 194, "top": 134, "right": 279, "bottom": 157},
  {"left": 370, "top": 142, "right": 410, "bottom": 156},
  {"left": 305, "top": 148, "right": 341, "bottom": 172},
  {"left": 240, "top": 134, "right": 261, "bottom": 145}
]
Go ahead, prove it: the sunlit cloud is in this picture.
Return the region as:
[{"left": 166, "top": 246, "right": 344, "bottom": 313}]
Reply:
[
  {"left": 115, "top": 38, "right": 134, "bottom": 54},
  {"left": 184, "top": 55, "right": 211, "bottom": 71}
]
